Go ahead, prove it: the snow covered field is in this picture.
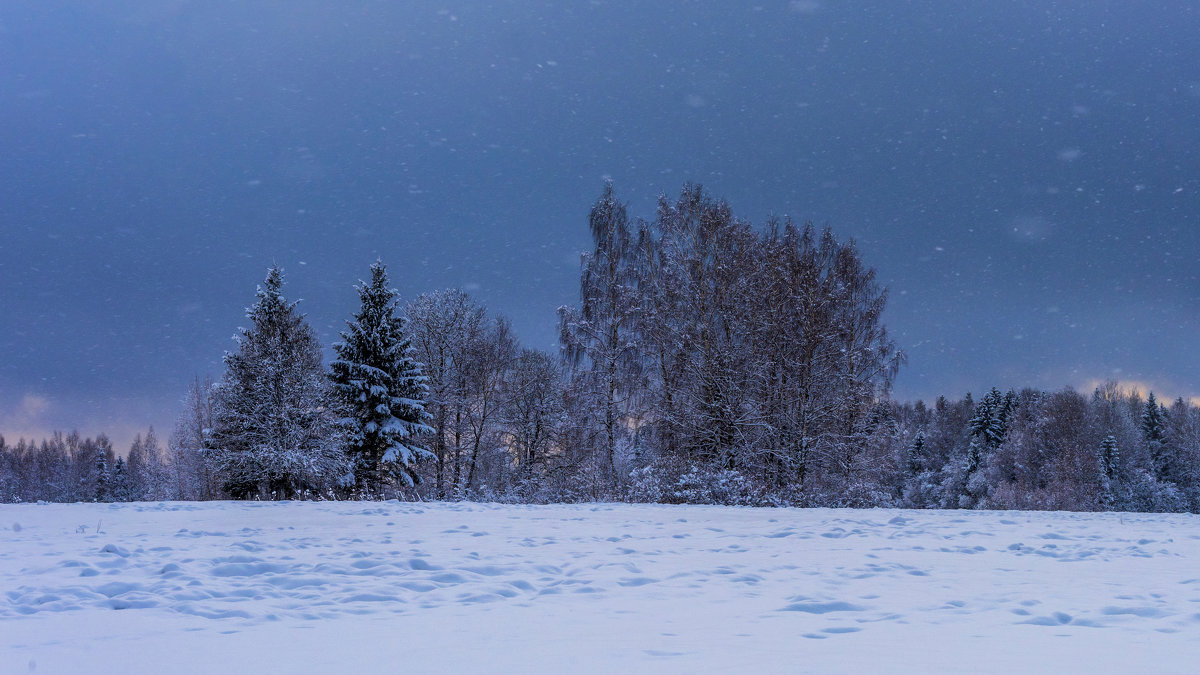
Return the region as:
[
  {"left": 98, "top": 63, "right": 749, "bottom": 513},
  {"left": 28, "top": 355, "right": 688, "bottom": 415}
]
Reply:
[{"left": 2, "top": 502, "right": 1198, "bottom": 674}]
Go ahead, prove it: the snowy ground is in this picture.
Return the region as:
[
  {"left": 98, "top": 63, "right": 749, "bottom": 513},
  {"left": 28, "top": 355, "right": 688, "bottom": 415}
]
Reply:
[{"left": 2, "top": 502, "right": 1198, "bottom": 674}]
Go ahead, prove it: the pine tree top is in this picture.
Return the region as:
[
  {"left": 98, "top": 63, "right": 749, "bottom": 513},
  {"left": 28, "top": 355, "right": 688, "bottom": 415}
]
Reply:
[
  {"left": 1141, "top": 392, "right": 1164, "bottom": 441},
  {"left": 253, "top": 266, "right": 289, "bottom": 314}
]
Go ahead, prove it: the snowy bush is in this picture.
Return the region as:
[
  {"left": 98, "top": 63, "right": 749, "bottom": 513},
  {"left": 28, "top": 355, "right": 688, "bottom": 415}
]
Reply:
[
  {"left": 626, "top": 465, "right": 664, "bottom": 504},
  {"left": 625, "top": 460, "right": 766, "bottom": 506},
  {"left": 900, "top": 470, "right": 942, "bottom": 509},
  {"left": 668, "top": 466, "right": 764, "bottom": 506},
  {"left": 1125, "top": 471, "right": 1186, "bottom": 513}
]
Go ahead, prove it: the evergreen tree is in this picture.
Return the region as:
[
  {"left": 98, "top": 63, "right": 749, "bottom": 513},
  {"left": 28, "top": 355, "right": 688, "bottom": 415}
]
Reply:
[
  {"left": 1098, "top": 435, "right": 1120, "bottom": 480},
  {"left": 93, "top": 445, "right": 111, "bottom": 503},
  {"left": 963, "top": 438, "right": 985, "bottom": 482},
  {"left": 969, "top": 388, "right": 1006, "bottom": 449},
  {"left": 1141, "top": 392, "right": 1167, "bottom": 481},
  {"left": 111, "top": 457, "right": 132, "bottom": 502},
  {"left": 957, "top": 438, "right": 989, "bottom": 508},
  {"left": 1141, "top": 392, "right": 1165, "bottom": 442},
  {"left": 905, "top": 432, "right": 926, "bottom": 477},
  {"left": 999, "top": 390, "right": 1017, "bottom": 431},
  {"left": 1162, "top": 397, "right": 1195, "bottom": 489},
  {"left": 1097, "top": 435, "right": 1119, "bottom": 509},
  {"left": 209, "top": 266, "right": 346, "bottom": 499},
  {"left": 330, "top": 261, "right": 434, "bottom": 493}
]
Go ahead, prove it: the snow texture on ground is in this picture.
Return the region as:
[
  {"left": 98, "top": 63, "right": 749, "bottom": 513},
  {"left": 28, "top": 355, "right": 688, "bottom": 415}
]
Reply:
[{"left": 2, "top": 502, "right": 1198, "bottom": 673}]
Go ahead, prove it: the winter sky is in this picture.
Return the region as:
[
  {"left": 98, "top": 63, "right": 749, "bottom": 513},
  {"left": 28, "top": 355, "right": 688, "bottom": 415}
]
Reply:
[{"left": 2, "top": 1, "right": 1198, "bottom": 449}]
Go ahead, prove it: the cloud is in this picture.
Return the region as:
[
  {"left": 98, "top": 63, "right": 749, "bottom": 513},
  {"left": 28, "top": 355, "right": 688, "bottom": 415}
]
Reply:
[
  {"left": 0, "top": 394, "right": 161, "bottom": 454},
  {"left": 0, "top": 394, "right": 54, "bottom": 444},
  {"left": 18, "top": 394, "right": 50, "bottom": 419}
]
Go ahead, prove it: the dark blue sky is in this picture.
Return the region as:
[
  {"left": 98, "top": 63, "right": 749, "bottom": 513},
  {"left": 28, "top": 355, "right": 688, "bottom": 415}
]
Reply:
[{"left": 3, "top": 1, "right": 1199, "bottom": 449}]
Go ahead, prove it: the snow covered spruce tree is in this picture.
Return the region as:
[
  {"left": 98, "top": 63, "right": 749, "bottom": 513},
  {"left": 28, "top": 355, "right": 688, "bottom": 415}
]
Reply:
[
  {"left": 330, "top": 261, "right": 433, "bottom": 495},
  {"left": 1097, "top": 435, "right": 1120, "bottom": 509},
  {"left": 1141, "top": 392, "right": 1167, "bottom": 481},
  {"left": 208, "top": 266, "right": 346, "bottom": 499}
]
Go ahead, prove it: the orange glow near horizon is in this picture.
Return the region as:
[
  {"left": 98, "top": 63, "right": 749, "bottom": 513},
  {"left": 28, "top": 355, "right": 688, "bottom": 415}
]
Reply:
[{"left": 1079, "top": 378, "right": 1200, "bottom": 408}]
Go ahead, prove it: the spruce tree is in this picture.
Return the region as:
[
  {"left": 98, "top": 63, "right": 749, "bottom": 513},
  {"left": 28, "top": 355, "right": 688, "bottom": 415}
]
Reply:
[
  {"left": 957, "top": 438, "right": 988, "bottom": 508},
  {"left": 1097, "top": 435, "right": 1119, "bottom": 509},
  {"left": 1098, "top": 435, "right": 1120, "bottom": 480},
  {"left": 969, "top": 388, "right": 1006, "bottom": 449},
  {"left": 963, "top": 438, "right": 985, "bottom": 481},
  {"left": 999, "top": 390, "right": 1017, "bottom": 430},
  {"left": 111, "top": 457, "right": 131, "bottom": 502},
  {"left": 905, "top": 432, "right": 926, "bottom": 477},
  {"left": 1141, "top": 392, "right": 1164, "bottom": 442},
  {"left": 330, "top": 261, "right": 433, "bottom": 493},
  {"left": 93, "top": 446, "right": 111, "bottom": 503},
  {"left": 209, "top": 266, "right": 346, "bottom": 499},
  {"left": 1141, "top": 392, "right": 1167, "bottom": 481}
]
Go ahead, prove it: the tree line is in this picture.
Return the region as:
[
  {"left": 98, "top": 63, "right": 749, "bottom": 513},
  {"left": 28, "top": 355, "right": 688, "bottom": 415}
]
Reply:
[{"left": 2, "top": 184, "right": 1198, "bottom": 511}]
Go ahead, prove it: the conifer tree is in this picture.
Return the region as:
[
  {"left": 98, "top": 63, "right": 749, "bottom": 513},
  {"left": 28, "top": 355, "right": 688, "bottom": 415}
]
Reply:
[
  {"left": 906, "top": 432, "right": 926, "bottom": 477},
  {"left": 209, "top": 266, "right": 346, "bottom": 499},
  {"left": 969, "top": 388, "right": 1006, "bottom": 449},
  {"left": 1098, "top": 435, "right": 1120, "bottom": 480},
  {"left": 1141, "top": 392, "right": 1167, "bottom": 481},
  {"left": 111, "top": 457, "right": 131, "bottom": 502},
  {"left": 999, "top": 390, "right": 1017, "bottom": 431},
  {"left": 1097, "top": 435, "right": 1120, "bottom": 509},
  {"left": 963, "top": 438, "right": 985, "bottom": 483},
  {"left": 956, "top": 437, "right": 989, "bottom": 508},
  {"left": 93, "top": 446, "right": 111, "bottom": 503},
  {"left": 330, "top": 261, "right": 434, "bottom": 493},
  {"left": 1141, "top": 392, "right": 1164, "bottom": 442}
]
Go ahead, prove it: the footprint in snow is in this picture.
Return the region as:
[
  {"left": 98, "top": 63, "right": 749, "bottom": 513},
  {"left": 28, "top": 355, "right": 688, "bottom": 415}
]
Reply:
[{"left": 780, "top": 601, "right": 866, "bottom": 614}]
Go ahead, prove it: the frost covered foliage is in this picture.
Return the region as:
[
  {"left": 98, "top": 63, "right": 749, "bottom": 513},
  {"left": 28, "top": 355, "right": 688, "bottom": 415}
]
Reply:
[
  {"left": 618, "top": 382, "right": 1200, "bottom": 512},
  {"left": 627, "top": 459, "right": 768, "bottom": 506},
  {"left": 0, "top": 429, "right": 190, "bottom": 504},
  {"left": 405, "top": 290, "right": 520, "bottom": 500},
  {"left": 207, "top": 267, "right": 347, "bottom": 499},
  {"left": 330, "top": 261, "right": 434, "bottom": 494},
  {"left": 0, "top": 433, "right": 114, "bottom": 503},
  {"left": 899, "top": 385, "right": 1200, "bottom": 513},
  {"left": 558, "top": 182, "right": 642, "bottom": 491},
  {"left": 7, "top": 188, "right": 1200, "bottom": 513},
  {"left": 120, "top": 429, "right": 172, "bottom": 501},
  {"left": 554, "top": 184, "right": 906, "bottom": 503}
]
